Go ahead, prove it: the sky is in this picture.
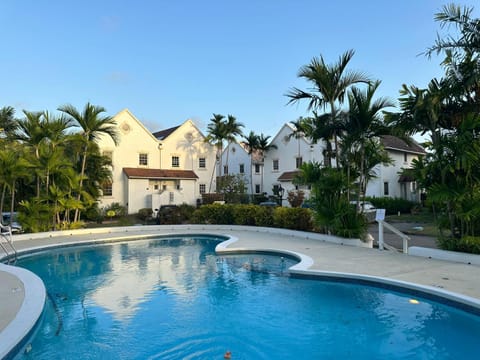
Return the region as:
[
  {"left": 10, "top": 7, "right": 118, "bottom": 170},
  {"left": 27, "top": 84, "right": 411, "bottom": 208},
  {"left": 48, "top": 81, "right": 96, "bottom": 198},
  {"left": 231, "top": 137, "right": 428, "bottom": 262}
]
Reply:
[{"left": 1, "top": 0, "right": 478, "bottom": 137}]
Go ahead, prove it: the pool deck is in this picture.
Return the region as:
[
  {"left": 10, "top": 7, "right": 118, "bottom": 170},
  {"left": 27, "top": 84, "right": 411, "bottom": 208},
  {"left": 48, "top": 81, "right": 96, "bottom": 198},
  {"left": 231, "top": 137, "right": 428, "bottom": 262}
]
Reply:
[{"left": 1, "top": 224, "right": 480, "bottom": 357}]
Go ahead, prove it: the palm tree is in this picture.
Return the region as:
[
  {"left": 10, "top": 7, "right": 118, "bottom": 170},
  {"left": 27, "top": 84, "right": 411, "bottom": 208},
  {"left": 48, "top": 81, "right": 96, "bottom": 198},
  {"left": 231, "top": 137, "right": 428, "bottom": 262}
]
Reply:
[
  {"left": 224, "top": 114, "right": 244, "bottom": 173},
  {"left": 257, "top": 134, "right": 277, "bottom": 194},
  {"left": 0, "top": 106, "right": 18, "bottom": 140},
  {"left": 59, "top": 103, "right": 119, "bottom": 222},
  {"left": 242, "top": 131, "right": 260, "bottom": 195},
  {"left": 0, "top": 148, "right": 32, "bottom": 221},
  {"left": 14, "top": 110, "right": 48, "bottom": 197},
  {"left": 342, "top": 80, "right": 395, "bottom": 202},
  {"left": 205, "top": 113, "right": 226, "bottom": 192},
  {"left": 286, "top": 50, "right": 370, "bottom": 167}
]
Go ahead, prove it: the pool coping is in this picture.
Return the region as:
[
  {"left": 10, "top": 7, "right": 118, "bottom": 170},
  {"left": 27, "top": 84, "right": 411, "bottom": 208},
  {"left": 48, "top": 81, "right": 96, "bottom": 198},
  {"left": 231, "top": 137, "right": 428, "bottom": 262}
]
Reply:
[{"left": 1, "top": 225, "right": 480, "bottom": 358}]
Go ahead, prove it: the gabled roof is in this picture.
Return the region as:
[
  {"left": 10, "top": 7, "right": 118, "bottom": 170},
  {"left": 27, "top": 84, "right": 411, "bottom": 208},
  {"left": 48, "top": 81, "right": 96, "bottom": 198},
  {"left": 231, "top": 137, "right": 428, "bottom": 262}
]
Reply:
[
  {"left": 380, "top": 135, "right": 425, "bottom": 155},
  {"left": 278, "top": 170, "right": 301, "bottom": 182},
  {"left": 123, "top": 168, "right": 198, "bottom": 180},
  {"left": 152, "top": 125, "right": 181, "bottom": 140}
]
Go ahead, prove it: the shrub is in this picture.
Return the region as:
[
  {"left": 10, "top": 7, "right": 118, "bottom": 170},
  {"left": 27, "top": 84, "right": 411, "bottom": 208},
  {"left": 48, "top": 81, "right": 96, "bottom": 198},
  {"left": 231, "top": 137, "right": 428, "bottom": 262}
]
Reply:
[
  {"left": 137, "top": 208, "right": 153, "bottom": 221},
  {"left": 192, "top": 204, "right": 235, "bottom": 224},
  {"left": 103, "top": 202, "right": 127, "bottom": 217},
  {"left": 438, "top": 236, "right": 480, "bottom": 254},
  {"left": 273, "top": 207, "right": 313, "bottom": 231},
  {"left": 177, "top": 203, "right": 196, "bottom": 222},
  {"left": 232, "top": 204, "right": 259, "bottom": 225},
  {"left": 367, "top": 197, "right": 416, "bottom": 215},
  {"left": 287, "top": 190, "right": 305, "bottom": 208}
]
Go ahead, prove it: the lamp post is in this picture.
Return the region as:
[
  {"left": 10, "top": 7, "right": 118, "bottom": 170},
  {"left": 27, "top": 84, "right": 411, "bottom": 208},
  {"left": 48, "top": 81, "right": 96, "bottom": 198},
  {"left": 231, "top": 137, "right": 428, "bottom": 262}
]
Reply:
[{"left": 278, "top": 185, "right": 285, "bottom": 207}]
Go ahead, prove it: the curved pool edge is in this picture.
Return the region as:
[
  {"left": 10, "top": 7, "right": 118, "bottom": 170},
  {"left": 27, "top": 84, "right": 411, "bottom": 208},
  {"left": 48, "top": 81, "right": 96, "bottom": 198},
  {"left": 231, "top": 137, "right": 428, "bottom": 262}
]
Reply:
[
  {"left": 215, "top": 236, "right": 480, "bottom": 313},
  {"left": 0, "top": 264, "right": 46, "bottom": 360},
  {"left": 3, "top": 225, "right": 480, "bottom": 358}
]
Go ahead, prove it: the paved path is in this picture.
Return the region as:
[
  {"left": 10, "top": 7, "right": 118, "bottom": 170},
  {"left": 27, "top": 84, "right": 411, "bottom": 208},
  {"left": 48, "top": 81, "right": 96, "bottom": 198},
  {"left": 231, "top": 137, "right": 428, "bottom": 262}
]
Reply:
[{"left": 368, "top": 222, "right": 438, "bottom": 250}]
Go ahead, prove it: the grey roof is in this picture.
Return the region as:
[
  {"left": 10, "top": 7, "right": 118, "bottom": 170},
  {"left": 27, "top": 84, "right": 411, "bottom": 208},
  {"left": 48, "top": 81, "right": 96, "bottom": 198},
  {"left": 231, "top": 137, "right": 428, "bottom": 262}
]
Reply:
[
  {"left": 152, "top": 125, "right": 180, "bottom": 140},
  {"left": 380, "top": 135, "right": 426, "bottom": 155}
]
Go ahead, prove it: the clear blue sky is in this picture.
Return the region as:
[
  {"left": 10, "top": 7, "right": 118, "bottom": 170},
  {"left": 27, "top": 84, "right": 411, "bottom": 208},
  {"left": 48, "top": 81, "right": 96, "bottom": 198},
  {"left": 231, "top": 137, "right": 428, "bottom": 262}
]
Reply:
[{"left": 1, "top": 1, "right": 477, "bottom": 136}]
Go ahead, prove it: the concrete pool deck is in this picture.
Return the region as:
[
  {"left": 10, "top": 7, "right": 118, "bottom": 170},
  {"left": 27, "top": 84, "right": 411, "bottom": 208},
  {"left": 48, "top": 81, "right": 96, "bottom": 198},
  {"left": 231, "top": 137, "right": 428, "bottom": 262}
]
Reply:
[{"left": 1, "top": 224, "right": 480, "bottom": 357}]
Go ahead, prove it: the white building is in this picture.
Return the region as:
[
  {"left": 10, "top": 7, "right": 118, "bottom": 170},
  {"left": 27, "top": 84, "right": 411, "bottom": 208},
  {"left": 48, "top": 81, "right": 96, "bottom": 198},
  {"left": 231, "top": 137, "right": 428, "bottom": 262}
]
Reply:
[
  {"left": 366, "top": 135, "right": 426, "bottom": 202},
  {"left": 221, "top": 123, "right": 425, "bottom": 205},
  {"left": 263, "top": 123, "right": 326, "bottom": 202},
  {"left": 97, "top": 109, "right": 216, "bottom": 214},
  {"left": 219, "top": 141, "right": 263, "bottom": 194}
]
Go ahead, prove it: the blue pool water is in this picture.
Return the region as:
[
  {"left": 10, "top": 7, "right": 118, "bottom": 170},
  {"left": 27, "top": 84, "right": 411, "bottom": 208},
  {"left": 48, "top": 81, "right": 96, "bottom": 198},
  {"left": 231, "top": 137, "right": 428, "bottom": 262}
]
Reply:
[{"left": 16, "top": 236, "right": 480, "bottom": 359}]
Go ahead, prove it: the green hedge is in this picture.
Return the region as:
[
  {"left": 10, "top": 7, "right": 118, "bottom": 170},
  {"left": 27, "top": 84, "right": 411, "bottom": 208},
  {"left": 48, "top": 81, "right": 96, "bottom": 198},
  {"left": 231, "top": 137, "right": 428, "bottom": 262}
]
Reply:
[
  {"left": 192, "top": 204, "right": 313, "bottom": 231},
  {"left": 438, "top": 236, "right": 480, "bottom": 254},
  {"left": 366, "top": 197, "right": 416, "bottom": 215},
  {"left": 273, "top": 207, "right": 313, "bottom": 231}
]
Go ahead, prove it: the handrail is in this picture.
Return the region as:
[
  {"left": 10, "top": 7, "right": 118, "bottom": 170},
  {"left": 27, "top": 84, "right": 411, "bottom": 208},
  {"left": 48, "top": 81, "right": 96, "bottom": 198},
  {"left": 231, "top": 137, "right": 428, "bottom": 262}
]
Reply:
[
  {"left": 377, "top": 220, "right": 411, "bottom": 254},
  {"left": 0, "top": 223, "right": 17, "bottom": 264}
]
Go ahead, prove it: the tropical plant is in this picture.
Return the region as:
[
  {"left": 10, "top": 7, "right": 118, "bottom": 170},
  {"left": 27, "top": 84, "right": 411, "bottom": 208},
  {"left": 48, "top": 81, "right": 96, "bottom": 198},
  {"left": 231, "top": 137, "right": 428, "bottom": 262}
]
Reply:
[
  {"left": 205, "top": 113, "right": 226, "bottom": 192},
  {"left": 59, "top": 103, "right": 119, "bottom": 222},
  {"left": 342, "top": 80, "right": 394, "bottom": 202},
  {"left": 286, "top": 49, "right": 371, "bottom": 167},
  {"left": 242, "top": 131, "right": 260, "bottom": 195}
]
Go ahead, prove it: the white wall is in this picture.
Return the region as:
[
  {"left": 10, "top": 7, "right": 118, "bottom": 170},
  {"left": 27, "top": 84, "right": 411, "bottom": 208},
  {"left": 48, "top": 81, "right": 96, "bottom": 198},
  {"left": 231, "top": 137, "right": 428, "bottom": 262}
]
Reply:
[
  {"left": 97, "top": 111, "right": 216, "bottom": 214},
  {"left": 97, "top": 109, "right": 161, "bottom": 211},
  {"left": 263, "top": 124, "right": 325, "bottom": 200}
]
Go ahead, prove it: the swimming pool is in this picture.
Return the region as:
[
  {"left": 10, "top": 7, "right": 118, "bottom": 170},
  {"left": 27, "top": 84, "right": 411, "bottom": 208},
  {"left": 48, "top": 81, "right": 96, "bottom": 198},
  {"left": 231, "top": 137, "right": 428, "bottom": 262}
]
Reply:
[{"left": 15, "top": 235, "right": 480, "bottom": 359}]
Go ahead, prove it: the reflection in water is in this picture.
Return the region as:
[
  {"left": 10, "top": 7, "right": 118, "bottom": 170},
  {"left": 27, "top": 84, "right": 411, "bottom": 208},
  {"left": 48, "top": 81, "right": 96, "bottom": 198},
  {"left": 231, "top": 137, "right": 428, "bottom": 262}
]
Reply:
[{"left": 17, "top": 236, "right": 480, "bottom": 360}]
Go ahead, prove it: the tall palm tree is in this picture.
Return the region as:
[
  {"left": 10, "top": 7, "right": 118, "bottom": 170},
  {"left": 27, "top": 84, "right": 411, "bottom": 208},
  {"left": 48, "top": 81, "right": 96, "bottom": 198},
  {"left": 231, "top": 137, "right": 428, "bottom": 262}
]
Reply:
[
  {"left": 0, "top": 148, "right": 32, "bottom": 221},
  {"left": 286, "top": 50, "right": 370, "bottom": 167},
  {"left": 14, "top": 110, "right": 48, "bottom": 197},
  {"left": 257, "top": 134, "right": 277, "bottom": 194},
  {"left": 205, "top": 113, "right": 226, "bottom": 192},
  {"left": 224, "top": 114, "right": 244, "bottom": 173},
  {"left": 242, "top": 131, "right": 260, "bottom": 195},
  {"left": 59, "top": 103, "right": 119, "bottom": 221},
  {"left": 342, "top": 80, "right": 395, "bottom": 202}
]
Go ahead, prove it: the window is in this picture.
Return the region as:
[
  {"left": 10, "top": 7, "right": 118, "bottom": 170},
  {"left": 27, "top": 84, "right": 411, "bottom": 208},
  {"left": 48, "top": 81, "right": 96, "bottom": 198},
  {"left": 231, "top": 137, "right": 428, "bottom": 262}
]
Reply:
[
  {"left": 273, "top": 159, "right": 279, "bottom": 171},
  {"left": 199, "top": 184, "right": 206, "bottom": 194},
  {"left": 239, "top": 164, "right": 245, "bottom": 174},
  {"left": 296, "top": 156, "right": 303, "bottom": 169},
  {"left": 384, "top": 182, "right": 389, "bottom": 196},
  {"left": 255, "top": 184, "right": 261, "bottom": 194},
  {"left": 404, "top": 152, "right": 408, "bottom": 163},
  {"left": 102, "top": 182, "right": 112, "bottom": 196},
  {"left": 273, "top": 184, "right": 280, "bottom": 195},
  {"left": 172, "top": 156, "right": 180, "bottom": 167},
  {"left": 154, "top": 184, "right": 159, "bottom": 190},
  {"left": 223, "top": 165, "right": 229, "bottom": 175},
  {"left": 255, "top": 164, "right": 260, "bottom": 174},
  {"left": 199, "top": 157, "right": 206, "bottom": 168},
  {"left": 169, "top": 192, "right": 174, "bottom": 202},
  {"left": 139, "top": 153, "right": 148, "bottom": 166}
]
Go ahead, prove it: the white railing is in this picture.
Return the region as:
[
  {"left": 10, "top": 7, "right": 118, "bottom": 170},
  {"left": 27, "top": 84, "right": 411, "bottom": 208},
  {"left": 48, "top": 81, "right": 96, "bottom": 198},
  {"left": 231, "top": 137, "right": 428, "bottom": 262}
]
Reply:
[
  {"left": 377, "top": 219, "right": 410, "bottom": 254},
  {"left": 0, "top": 223, "right": 17, "bottom": 263}
]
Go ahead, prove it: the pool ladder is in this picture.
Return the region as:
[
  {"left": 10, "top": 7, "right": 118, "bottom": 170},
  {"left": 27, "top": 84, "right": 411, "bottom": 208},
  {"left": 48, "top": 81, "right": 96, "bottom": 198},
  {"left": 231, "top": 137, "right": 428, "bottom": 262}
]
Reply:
[{"left": 0, "top": 223, "right": 17, "bottom": 264}]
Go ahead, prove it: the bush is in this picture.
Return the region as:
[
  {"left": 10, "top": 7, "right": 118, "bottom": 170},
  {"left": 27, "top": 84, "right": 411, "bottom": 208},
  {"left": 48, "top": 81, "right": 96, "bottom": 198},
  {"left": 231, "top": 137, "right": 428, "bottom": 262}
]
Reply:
[
  {"left": 137, "top": 208, "right": 153, "bottom": 221},
  {"left": 177, "top": 203, "right": 196, "bottom": 222},
  {"left": 232, "top": 204, "right": 259, "bottom": 225},
  {"left": 103, "top": 202, "right": 127, "bottom": 217},
  {"left": 192, "top": 204, "right": 235, "bottom": 224},
  {"left": 438, "top": 236, "right": 480, "bottom": 254},
  {"left": 273, "top": 207, "right": 313, "bottom": 231},
  {"left": 367, "top": 197, "right": 416, "bottom": 215}
]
